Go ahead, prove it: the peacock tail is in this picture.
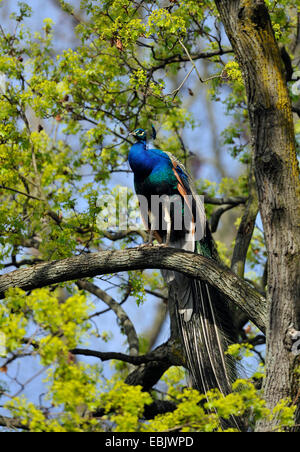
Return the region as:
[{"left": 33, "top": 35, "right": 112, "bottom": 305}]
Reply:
[{"left": 167, "top": 235, "right": 237, "bottom": 396}]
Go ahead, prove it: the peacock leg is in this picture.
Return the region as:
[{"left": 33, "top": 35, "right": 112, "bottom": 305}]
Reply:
[
  {"left": 164, "top": 203, "right": 171, "bottom": 246},
  {"left": 147, "top": 228, "right": 154, "bottom": 245},
  {"left": 139, "top": 229, "right": 154, "bottom": 247}
]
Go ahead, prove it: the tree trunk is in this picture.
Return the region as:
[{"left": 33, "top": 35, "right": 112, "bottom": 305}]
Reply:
[{"left": 214, "top": 0, "right": 300, "bottom": 431}]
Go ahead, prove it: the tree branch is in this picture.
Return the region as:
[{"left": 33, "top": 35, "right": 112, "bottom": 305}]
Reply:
[
  {"left": 142, "top": 400, "right": 177, "bottom": 420},
  {"left": 292, "top": 105, "right": 300, "bottom": 118},
  {"left": 0, "top": 246, "right": 267, "bottom": 333},
  {"left": 101, "top": 228, "right": 148, "bottom": 242},
  {"left": 76, "top": 280, "right": 138, "bottom": 357},
  {"left": 93, "top": 399, "right": 177, "bottom": 421},
  {"left": 204, "top": 195, "right": 247, "bottom": 205},
  {"left": 70, "top": 348, "right": 167, "bottom": 365},
  {"left": 0, "top": 185, "right": 44, "bottom": 202},
  {"left": 210, "top": 204, "right": 238, "bottom": 233},
  {"left": 72, "top": 339, "right": 182, "bottom": 392},
  {"left": 148, "top": 47, "right": 233, "bottom": 73},
  {"left": 124, "top": 339, "right": 183, "bottom": 391},
  {"left": 178, "top": 39, "right": 221, "bottom": 84},
  {"left": 231, "top": 166, "right": 258, "bottom": 278},
  {"left": 0, "top": 415, "right": 29, "bottom": 431}
]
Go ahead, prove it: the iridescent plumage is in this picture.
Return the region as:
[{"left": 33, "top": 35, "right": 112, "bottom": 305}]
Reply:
[{"left": 128, "top": 127, "right": 237, "bottom": 405}]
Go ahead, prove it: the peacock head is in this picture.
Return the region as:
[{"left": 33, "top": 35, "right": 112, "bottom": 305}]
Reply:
[
  {"left": 130, "top": 128, "right": 147, "bottom": 141},
  {"left": 130, "top": 125, "right": 156, "bottom": 142}
]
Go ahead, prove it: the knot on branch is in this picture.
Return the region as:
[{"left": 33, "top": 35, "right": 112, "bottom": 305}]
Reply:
[
  {"left": 251, "top": 4, "right": 269, "bottom": 29},
  {"left": 284, "top": 326, "right": 300, "bottom": 355},
  {"left": 255, "top": 149, "right": 283, "bottom": 180},
  {"left": 238, "top": 2, "right": 269, "bottom": 30}
]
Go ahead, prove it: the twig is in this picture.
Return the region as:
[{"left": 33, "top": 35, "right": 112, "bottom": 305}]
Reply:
[
  {"left": 204, "top": 195, "right": 247, "bottom": 205},
  {"left": 0, "top": 185, "right": 44, "bottom": 202},
  {"left": 178, "top": 40, "right": 221, "bottom": 84},
  {"left": 169, "top": 67, "right": 194, "bottom": 99},
  {"left": 70, "top": 347, "right": 170, "bottom": 365}
]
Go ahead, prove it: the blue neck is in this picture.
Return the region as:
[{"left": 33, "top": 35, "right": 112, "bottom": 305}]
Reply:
[{"left": 129, "top": 140, "right": 154, "bottom": 178}]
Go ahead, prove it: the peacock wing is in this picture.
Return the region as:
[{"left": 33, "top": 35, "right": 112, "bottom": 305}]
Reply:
[{"left": 164, "top": 151, "right": 206, "bottom": 246}]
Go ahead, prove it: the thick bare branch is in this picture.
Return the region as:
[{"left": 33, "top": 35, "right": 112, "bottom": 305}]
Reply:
[
  {"left": 0, "top": 246, "right": 267, "bottom": 332},
  {"left": 72, "top": 338, "right": 182, "bottom": 392}
]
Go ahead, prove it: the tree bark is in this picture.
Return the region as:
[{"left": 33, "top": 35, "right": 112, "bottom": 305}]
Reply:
[
  {"left": 214, "top": 0, "right": 300, "bottom": 431},
  {"left": 0, "top": 246, "right": 267, "bottom": 333}
]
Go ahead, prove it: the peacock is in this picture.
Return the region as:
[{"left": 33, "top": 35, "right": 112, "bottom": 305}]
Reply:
[{"left": 128, "top": 126, "right": 237, "bottom": 404}]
